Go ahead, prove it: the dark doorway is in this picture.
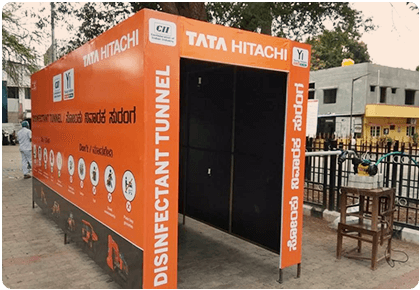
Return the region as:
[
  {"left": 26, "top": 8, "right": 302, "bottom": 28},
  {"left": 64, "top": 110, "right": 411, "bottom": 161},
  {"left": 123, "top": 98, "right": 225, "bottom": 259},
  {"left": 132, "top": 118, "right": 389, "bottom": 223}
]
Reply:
[
  {"left": 317, "top": 117, "right": 335, "bottom": 137},
  {"left": 179, "top": 58, "right": 288, "bottom": 252}
]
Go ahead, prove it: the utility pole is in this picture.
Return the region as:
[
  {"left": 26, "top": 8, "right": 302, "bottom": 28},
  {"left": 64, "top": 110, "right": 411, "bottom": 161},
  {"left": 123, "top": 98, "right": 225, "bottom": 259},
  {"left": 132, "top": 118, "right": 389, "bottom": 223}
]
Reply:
[
  {"left": 350, "top": 73, "right": 370, "bottom": 141},
  {"left": 51, "top": 2, "right": 56, "bottom": 62}
]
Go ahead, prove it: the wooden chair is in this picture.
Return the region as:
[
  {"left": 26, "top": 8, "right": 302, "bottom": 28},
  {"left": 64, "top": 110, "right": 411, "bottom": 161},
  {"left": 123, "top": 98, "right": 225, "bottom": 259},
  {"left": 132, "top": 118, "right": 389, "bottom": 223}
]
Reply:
[{"left": 336, "top": 187, "right": 396, "bottom": 270}]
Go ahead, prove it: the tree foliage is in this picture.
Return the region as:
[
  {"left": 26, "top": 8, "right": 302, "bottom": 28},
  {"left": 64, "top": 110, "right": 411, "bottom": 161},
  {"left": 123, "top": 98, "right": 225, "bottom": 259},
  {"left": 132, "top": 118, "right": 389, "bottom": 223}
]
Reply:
[
  {"left": 59, "top": 2, "right": 207, "bottom": 55},
  {"left": 2, "top": 3, "right": 42, "bottom": 84},
  {"left": 306, "top": 29, "right": 371, "bottom": 70},
  {"left": 407, "top": 2, "right": 419, "bottom": 14},
  {"left": 57, "top": 1, "right": 375, "bottom": 71},
  {"left": 60, "top": 2, "right": 138, "bottom": 55},
  {"left": 207, "top": 2, "right": 375, "bottom": 40},
  {"left": 207, "top": 2, "right": 374, "bottom": 70}
]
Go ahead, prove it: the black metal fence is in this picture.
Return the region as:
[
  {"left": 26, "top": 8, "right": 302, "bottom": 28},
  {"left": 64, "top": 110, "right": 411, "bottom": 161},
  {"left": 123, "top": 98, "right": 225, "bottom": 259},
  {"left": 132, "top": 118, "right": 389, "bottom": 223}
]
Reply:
[{"left": 304, "top": 138, "right": 419, "bottom": 230}]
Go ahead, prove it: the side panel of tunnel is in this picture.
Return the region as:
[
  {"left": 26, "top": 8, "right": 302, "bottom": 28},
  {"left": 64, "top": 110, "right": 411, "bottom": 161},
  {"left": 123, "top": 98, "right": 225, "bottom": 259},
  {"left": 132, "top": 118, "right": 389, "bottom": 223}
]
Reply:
[
  {"left": 179, "top": 61, "right": 234, "bottom": 231},
  {"left": 231, "top": 66, "right": 287, "bottom": 251}
]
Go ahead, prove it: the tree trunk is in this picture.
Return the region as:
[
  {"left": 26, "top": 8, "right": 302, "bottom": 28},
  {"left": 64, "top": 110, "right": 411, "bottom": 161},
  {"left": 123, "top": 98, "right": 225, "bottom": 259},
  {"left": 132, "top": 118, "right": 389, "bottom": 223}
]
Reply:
[
  {"left": 260, "top": 21, "right": 272, "bottom": 35},
  {"left": 159, "top": 2, "right": 207, "bottom": 21}
]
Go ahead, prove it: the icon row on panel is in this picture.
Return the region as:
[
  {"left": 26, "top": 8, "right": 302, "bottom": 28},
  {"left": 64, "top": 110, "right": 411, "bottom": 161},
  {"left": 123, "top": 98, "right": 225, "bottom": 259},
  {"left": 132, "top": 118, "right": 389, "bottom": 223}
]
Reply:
[{"left": 33, "top": 145, "right": 136, "bottom": 202}]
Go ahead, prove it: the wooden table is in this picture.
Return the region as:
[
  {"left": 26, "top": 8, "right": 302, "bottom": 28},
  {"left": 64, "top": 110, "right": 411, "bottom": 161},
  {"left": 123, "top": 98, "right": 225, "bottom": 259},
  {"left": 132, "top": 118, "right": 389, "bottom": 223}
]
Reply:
[{"left": 336, "top": 187, "right": 395, "bottom": 270}]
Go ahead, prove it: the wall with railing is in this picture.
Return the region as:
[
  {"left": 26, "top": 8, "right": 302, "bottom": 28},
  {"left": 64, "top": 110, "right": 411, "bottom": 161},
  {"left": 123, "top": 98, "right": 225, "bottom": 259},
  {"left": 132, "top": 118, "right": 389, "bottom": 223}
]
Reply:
[{"left": 304, "top": 138, "right": 419, "bottom": 230}]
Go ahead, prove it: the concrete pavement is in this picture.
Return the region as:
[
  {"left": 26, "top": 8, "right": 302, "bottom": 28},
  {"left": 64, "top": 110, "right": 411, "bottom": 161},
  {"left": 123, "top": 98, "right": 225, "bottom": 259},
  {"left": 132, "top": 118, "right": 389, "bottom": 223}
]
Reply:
[{"left": 2, "top": 145, "right": 419, "bottom": 288}]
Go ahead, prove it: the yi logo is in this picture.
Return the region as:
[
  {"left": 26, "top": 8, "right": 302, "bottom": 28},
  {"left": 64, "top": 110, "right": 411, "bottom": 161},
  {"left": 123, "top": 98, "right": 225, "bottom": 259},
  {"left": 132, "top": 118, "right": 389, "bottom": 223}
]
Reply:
[
  {"left": 296, "top": 49, "right": 305, "bottom": 60},
  {"left": 292, "top": 47, "right": 309, "bottom": 68},
  {"left": 63, "top": 68, "right": 74, "bottom": 100},
  {"left": 64, "top": 72, "right": 71, "bottom": 89}
]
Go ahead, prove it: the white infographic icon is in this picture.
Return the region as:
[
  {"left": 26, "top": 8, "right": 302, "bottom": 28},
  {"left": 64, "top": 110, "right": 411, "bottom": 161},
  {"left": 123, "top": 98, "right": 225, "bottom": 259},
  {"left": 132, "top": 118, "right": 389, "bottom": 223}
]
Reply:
[
  {"left": 49, "top": 150, "right": 54, "bottom": 172},
  {"left": 90, "top": 161, "right": 99, "bottom": 187},
  {"left": 56, "top": 152, "right": 63, "bottom": 177},
  {"left": 33, "top": 145, "right": 37, "bottom": 159},
  {"left": 104, "top": 165, "right": 116, "bottom": 193},
  {"left": 56, "top": 152, "right": 63, "bottom": 170},
  {"left": 78, "top": 158, "right": 86, "bottom": 180},
  {"left": 122, "top": 170, "right": 136, "bottom": 202},
  {"left": 38, "top": 146, "right": 42, "bottom": 161},
  {"left": 68, "top": 155, "right": 75, "bottom": 176},
  {"left": 43, "top": 148, "right": 48, "bottom": 168}
]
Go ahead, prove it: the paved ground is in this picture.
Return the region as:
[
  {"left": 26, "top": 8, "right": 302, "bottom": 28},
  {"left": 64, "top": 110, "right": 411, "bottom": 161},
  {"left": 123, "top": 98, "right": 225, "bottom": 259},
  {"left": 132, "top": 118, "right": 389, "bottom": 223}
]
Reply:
[{"left": 2, "top": 145, "right": 419, "bottom": 288}]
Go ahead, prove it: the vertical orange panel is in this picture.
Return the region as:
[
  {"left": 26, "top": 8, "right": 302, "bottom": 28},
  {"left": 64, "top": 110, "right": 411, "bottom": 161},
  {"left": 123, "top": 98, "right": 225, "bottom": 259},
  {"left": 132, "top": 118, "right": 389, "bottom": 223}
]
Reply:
[
  {"left": 142, "top": 10, "right": 180, "bottom": 289},
  {"left": 280, "top": 42, "right": 311, "bottom": 269}
]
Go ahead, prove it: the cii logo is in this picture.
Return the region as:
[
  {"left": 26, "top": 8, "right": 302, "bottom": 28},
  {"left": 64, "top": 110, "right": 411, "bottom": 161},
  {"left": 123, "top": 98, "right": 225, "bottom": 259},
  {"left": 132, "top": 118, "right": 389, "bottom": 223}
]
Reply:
[
  {"left": 155, "top": 23, "right": 171, "bottom": 35},
  {"left": 149, "top": 18, "right": 176, "bottom": 47},
  {"left": 52, "top": 74, "right": 62, "bottom": 102}
]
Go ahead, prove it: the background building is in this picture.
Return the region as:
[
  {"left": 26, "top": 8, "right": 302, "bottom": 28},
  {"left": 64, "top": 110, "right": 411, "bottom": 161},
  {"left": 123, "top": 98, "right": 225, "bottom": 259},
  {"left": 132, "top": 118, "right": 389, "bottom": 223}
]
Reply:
[
  {"left": 310, "top": 63, "right": 419, "bottom": 143},
  {"left": 2, "top": 61, "right": 32, "bottom": 118}
]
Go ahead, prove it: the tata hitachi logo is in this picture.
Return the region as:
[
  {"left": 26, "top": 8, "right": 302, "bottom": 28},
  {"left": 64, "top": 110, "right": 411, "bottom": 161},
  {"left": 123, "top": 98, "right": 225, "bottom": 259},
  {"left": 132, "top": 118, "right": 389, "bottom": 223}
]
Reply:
[{"left": 185, "top": 30, "right": 287, "bottom": 60}]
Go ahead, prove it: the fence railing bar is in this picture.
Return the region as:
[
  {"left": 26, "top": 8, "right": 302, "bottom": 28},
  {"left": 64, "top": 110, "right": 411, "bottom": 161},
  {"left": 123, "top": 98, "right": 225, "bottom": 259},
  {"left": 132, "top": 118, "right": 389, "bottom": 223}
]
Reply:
[{"left": 304, "top": 138, "right": 419, "bottom": 230}]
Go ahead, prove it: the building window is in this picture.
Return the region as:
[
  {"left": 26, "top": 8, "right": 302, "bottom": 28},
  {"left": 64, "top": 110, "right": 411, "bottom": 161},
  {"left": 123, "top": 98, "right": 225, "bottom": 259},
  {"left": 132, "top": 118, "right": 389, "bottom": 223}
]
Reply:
[
  {"left": 380, "top": 87, "right": 387, "bottom": 103},
  {"left": 25, "top": 88, "right": 31, "bottom": 99},
  {"left": 7, "top": 87, "right": 19, "bottom": 99},
  {"left": 308, "top": 83, "right": 315, "bottom": 99},
  {"left": 370, "top": 86, "right": 376, "bottom": 92},
  {"left": 405, "top": 90, "right": 415, "bottom": 105},
  {"left": 391, "top": 88, "right": 397, "bottom": 94},
  {"left": 407, "top": 126, "right": 416, "bottom": 136},
  {"left": 390, "top": 125, "right": 395, "bottom": 130},
  {"left": 407, "top": 118, "right": 417, "bottom": 125},
  {"left": 370, "top": 126, "right": 381, "bottom": 137},
  {"left": 323, "top": 88, "right": 337, "bottom": 104},
  {"left": 308, "top": 91, "right": 315, "bottom": 99}
]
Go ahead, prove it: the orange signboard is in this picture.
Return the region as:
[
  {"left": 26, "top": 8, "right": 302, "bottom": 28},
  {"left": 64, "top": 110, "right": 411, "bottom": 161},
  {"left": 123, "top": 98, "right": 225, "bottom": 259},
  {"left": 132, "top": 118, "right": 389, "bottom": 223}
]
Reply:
[
  {"left": 32, "top": 9, "right": 310, "bottom": 288},
  {"left": 280, "top": 42, "right": 310, "bottom": 269},
  {"left": 180, "top": 18, "right": 290, "bottom": 71}
]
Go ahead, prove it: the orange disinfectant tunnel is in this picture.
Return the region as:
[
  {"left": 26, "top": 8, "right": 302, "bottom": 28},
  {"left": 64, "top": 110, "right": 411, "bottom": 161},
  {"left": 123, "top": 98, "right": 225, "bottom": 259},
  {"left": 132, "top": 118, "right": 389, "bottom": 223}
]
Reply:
[{"left": 31, "top": 8, "right": 310, "bottom": 289}]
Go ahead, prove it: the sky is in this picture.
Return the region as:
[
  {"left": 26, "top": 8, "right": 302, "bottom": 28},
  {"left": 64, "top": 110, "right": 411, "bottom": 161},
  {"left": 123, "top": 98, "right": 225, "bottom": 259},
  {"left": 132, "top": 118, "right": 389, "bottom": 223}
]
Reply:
[
  {"left": 8, "top": 2, "right": 420, "bottom": 71},
  {"left": 350, "top": 2, "right": 419, "bottom": 71}
]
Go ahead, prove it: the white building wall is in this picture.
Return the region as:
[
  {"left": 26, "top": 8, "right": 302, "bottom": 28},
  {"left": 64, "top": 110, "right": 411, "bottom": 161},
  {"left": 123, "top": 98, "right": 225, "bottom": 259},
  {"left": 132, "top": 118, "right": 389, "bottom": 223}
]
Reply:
[{"left": 2, "top": 66, "right": 32, "bottom": 122}]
